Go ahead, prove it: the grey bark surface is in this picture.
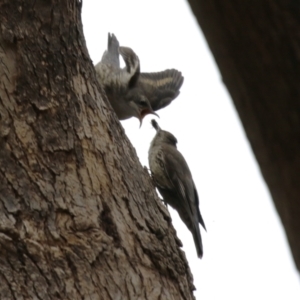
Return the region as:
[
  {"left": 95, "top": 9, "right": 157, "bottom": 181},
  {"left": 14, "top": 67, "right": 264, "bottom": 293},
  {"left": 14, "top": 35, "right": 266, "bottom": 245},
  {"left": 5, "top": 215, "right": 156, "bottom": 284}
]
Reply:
[
  {"left": 186, "top": 0, "right": 300, "bottom": 272},
  {"left": 0, "top": 1, "right": 196, "bottom": 299}
]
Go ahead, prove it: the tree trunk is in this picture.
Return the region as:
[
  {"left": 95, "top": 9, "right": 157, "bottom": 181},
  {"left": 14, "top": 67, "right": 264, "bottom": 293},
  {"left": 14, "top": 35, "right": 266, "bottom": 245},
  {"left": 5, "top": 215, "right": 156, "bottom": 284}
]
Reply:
[
  {"left": 0, "top": 1, "right": 195, "bottom": 299},
  {"left": 186, "top": 0, "right": 300, "bottom": 272}
]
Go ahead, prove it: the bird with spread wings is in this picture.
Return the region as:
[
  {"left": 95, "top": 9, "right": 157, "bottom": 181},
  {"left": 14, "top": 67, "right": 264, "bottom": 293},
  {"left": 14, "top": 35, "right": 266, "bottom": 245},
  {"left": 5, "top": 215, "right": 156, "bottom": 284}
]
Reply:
[{"left": 95, "top": 33, "right": 184, "bottom": 126}]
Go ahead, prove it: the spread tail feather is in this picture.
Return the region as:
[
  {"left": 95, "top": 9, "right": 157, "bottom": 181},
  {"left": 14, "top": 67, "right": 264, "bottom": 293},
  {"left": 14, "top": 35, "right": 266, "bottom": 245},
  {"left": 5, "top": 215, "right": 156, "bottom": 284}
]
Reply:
[
  {"left": 101, "top": 33, "right": 120, "bottom": 67},
  {"left": 107, "top": 33, "right": 119, "bottom": 52}
]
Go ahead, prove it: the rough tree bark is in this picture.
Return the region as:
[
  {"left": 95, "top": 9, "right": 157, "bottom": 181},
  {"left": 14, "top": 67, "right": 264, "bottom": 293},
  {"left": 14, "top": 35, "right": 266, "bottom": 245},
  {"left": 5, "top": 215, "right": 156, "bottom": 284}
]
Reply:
[
  {"left": 186, "top": 0, "right": 300, "bottom": 272},
  {"left": 0, "top": 1, "right": 196, "bottom": 299}
]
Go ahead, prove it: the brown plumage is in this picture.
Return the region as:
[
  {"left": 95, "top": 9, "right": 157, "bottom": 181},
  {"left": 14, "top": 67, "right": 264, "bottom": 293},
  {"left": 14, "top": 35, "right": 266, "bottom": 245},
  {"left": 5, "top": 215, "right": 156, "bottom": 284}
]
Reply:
[{"left": 148, "top": 120, "right": 206, "bottom": 258}]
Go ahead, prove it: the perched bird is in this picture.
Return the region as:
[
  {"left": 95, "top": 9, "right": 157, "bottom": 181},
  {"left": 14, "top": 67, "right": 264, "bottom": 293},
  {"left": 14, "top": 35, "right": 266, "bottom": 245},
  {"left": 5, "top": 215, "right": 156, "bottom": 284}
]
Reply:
[
  {"left": 95, "top": 33, "right": 184, "bottom": 125},
  {"left": 148, "top": 120, "right": 206, "bottom": 258}
]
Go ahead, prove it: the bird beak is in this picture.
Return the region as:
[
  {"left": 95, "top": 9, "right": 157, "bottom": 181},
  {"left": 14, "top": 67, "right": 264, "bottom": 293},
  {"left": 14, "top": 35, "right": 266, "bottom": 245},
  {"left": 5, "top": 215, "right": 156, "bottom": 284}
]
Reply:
[{"left": 139, "top": 109, "right": 159, "bottom": 128}]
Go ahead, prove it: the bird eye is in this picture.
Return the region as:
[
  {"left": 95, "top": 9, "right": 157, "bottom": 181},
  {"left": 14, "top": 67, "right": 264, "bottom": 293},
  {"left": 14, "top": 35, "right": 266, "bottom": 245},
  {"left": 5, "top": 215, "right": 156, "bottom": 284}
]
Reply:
[{"left": 139, "top": 99, "right": 147, "bottom": 106}]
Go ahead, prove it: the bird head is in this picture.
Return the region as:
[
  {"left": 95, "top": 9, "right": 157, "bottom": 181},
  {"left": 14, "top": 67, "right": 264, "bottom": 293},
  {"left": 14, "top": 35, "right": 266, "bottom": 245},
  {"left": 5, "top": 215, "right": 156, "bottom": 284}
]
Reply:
[
  {"left": 151, "top": 119, "right": 177, "bottom": 146},
  {"left": 128, "top": 95, "right": 159, "bottom": 127}
]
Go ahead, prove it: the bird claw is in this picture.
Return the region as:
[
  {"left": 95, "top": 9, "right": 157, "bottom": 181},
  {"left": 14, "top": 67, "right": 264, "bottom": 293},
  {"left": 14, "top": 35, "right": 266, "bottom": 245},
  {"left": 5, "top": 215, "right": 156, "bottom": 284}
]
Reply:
[{"left": 161, "top": 198, "right": 168, "bottom": 207}]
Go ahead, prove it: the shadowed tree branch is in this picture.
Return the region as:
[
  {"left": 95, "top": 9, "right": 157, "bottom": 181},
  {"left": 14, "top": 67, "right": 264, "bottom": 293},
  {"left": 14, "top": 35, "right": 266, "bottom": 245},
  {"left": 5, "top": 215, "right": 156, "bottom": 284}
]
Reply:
[{"left": 187, "top": 0, "right": 300, "bottom": 272}]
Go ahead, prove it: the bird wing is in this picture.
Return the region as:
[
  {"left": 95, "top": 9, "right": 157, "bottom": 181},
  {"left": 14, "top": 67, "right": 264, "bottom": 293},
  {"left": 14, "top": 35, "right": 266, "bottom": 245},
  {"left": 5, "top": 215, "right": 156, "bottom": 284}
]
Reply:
[
  {"left": 161, "top": 146, "right": 206, "bottom": 229},
  {"left": 118, "top": 46, "right": 140, "bottom": 88},
  {"left": 95, "top": 46, "right": 140, "bottom": 91},
  {"left": 161, "top": 146, "right": 196, "bottom": 220},
  {"left": 193, "top": 181, "right": 206, "bottom": 231},
  {"left": 136, "top": 69, "right": 184, "bottom": 111},
  {"left": 160, "top": 146, "right": 205, "bottom": 257}
]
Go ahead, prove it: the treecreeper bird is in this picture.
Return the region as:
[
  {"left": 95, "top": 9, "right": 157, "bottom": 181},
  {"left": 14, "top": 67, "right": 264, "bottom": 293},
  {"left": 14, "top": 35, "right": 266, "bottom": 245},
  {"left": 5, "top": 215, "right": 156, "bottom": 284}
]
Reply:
[
  {"left": 148, "top": 120, "right": 206, "bottom": 258},
  {"left": 95, "top": 33, "right": 184, "bottom": 126}
]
